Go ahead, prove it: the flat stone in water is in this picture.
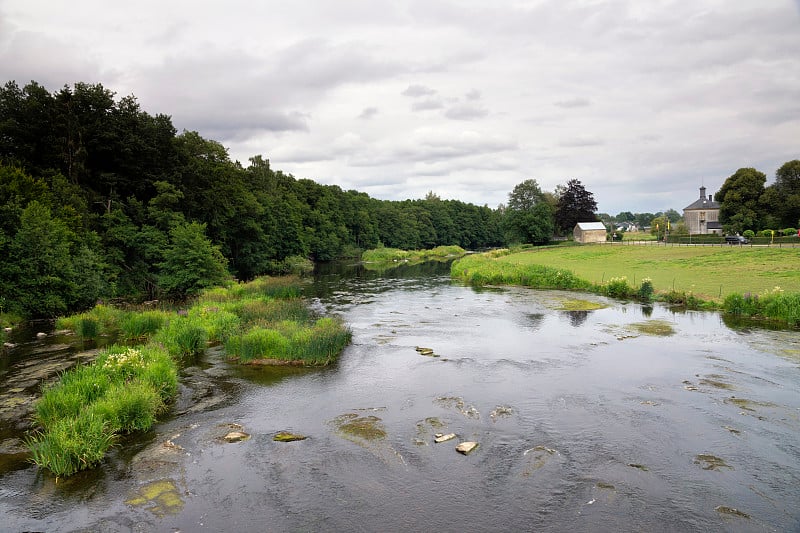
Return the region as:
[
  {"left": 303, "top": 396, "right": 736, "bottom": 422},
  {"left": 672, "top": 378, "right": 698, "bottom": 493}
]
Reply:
[
  {"left": 224, "top": 431, "right": 250, "bottom": 443},
  {"left": 434, "top": 433, "right": 456, "bottom": 443},
  {"left": 456, "top": 441, "right": 478, "bottom": 455}
]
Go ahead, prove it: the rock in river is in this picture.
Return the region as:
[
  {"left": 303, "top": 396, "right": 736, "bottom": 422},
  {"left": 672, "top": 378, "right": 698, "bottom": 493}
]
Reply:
[
  {"left": 456, "top": 441, "right": 479, "bottom": 455},
  {"left": 434, "top": 433, "right": 456, "bottom": 443},
  {"left": 224, "top": 431, "right": 250, "bottom": 443}
]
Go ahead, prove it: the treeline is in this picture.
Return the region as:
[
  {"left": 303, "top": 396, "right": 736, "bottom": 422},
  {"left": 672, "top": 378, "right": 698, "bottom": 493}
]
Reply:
[{"left": 0, "top": 81, "right": 503, "bottom": 317}]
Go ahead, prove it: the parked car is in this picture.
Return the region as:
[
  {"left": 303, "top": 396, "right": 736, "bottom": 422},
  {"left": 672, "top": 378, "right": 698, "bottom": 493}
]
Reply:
[{"left": 725, "top": 235, "right": 748, "bottom": 245}]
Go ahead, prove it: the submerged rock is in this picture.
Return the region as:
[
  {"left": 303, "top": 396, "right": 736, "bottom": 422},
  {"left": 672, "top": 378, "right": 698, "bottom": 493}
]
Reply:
[
  {"left": 715, "top": 506, "right": 750, "bottom": 519},
  {"left": 694, "top": 454, "right": 733, "bottom": 471},
  {"left": 273, "top": 432, "right": 307, "bottom": 442},
  {"left": 455, "top": 441, "right": 479, "bottom": 455},
  {"left": 126, "top": 479, "right": 185, "bottom": 517},
  {"left": 490, "top": 405, "right": 513, "bottom": 421}
]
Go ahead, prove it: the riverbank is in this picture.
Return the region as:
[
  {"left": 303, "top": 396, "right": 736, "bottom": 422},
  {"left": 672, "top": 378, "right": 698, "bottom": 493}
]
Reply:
[{"left": 451, "top": 247, "right": 800, "bottom": 326}]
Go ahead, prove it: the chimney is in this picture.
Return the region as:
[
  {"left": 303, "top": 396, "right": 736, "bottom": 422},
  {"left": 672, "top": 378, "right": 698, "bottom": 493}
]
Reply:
[
  {"left": 709, "top": 193, "right": 713, "bottom": 202},
  {"left": 699, "top": 186, "right": 706, "bottom": 199}
]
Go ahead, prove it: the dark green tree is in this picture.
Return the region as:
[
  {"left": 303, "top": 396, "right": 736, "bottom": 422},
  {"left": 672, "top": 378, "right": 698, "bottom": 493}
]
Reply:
[
  {"left": 718, "top": 167, "right": 767, "bottom": 234},
  {"left": 555, "top": 179, "right": 598, "bottom": 233},
  {"left": 503, "top": 179, "right": 554, "bottom": 244}
]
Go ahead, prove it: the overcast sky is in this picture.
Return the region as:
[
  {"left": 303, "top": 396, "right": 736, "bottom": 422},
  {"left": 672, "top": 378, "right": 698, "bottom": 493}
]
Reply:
[{"left": 1, "top": 1, "right": 798, "bottom": 215}]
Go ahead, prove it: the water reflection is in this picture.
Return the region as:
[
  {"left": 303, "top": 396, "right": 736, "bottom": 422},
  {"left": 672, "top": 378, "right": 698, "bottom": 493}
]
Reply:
[{"left": 565, "top": 310, "right": 589, "bottom": 327}]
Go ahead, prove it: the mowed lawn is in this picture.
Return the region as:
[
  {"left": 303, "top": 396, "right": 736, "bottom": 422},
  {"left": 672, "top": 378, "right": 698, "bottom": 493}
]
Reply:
[{"left": 502, "top": 244, "right": 800, "bottom": 301}]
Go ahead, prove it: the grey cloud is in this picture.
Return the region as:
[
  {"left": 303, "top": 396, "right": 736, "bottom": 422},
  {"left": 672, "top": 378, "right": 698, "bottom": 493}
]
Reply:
[
  {"left": 412, "top": 98, "right": 444, "bottom": 111},
  {"left": 0, "top": 29, "right": 106, "bottom": 90},
  {"left": 465, "top": 89, "right": 481, "bottom": 100},
  {"left": 402, "top": 84, "right": 437, "bottom": 97},
  {"left": 444, "top": 104, "right": 488, "bottom": 121},
  {"left": 358, "top": 107, "right": 379, "bottom": 119},
  {"left": 558, "top": 137, "right": 605, "bottom": 148},
  {"left": 554, "top": 97, "right": 590, "bottom": 108}
]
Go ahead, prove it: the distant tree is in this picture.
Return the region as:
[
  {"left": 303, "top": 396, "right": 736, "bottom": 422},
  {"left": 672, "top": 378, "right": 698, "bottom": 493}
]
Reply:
[
  {"left": 718, "top": 167, "right": 767, "bottom": 234},
  {"left": 503, "top": 179, "right": 554, "bottom": 244},
  {"left": 555, "top": 179, "right": 598, "bottom": 233},
  {"left": 635, "top": 212, "right": 655, "bottom": 228},
  {"left": 663, "top": 209, "right": 681, "bottom": 223},
  {"left": 616, "top": 211, "right": 635, "bottom": 222}
]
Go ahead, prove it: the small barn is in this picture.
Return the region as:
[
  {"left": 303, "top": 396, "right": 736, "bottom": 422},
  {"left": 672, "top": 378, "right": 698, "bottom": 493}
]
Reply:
[{"left": 573, "top": 222, "right": 607, "bottom": 244}]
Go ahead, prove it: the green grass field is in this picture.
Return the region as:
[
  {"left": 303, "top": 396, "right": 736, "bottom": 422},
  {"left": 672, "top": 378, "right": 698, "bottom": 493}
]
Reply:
[{"left": 476, "top": 245, "right": 800, "bottom": 301}]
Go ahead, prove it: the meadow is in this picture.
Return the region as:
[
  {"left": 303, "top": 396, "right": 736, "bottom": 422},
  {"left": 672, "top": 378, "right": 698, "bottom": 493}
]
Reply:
[
  {"left": 452, "top": 245, "right": 800, "bottom": 325},
  {"left": 473, "top": 245, "right": 800, "bottom": 300}
]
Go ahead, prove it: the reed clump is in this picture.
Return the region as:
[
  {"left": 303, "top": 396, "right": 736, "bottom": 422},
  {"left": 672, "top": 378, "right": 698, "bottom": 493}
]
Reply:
[{"left": 27, "top": 344, "right": 177, "bottom": 477}]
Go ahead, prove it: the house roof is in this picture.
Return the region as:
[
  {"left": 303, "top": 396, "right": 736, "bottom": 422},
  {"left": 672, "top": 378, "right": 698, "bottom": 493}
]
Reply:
[
  {"left": 574, "top": 222, "right": 607, "bottom": 231},
  {"left": 684, "top": 197, "right": 720, "bottom": 210},
  {"left": 684, "top": 186, "right": 720, "bottom": 210}
]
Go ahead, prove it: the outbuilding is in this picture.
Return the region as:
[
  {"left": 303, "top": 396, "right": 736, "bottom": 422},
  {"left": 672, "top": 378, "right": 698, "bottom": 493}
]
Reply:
[{"left": 573, "top": 222, "right": 607, "bottom": 244}]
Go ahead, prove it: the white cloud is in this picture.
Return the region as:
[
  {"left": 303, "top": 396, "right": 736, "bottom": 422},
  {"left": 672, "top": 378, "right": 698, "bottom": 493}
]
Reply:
[{"left": 0, "top": 0, "right": 798, "bottom": 213}]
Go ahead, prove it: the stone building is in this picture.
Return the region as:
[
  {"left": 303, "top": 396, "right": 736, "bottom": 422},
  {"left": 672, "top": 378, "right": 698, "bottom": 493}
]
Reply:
[{"left": 683, "top": 186, "right": 721, "bottom": 235}]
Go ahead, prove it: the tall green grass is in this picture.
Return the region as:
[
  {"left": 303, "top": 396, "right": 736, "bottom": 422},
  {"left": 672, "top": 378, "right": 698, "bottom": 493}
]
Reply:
[
  {"left": 55, "top": 305, "right": 124, "bottom": 339},
  {"left": 27, "top": 344, "right": 177, "bottom": 477},
  {"left": 724, "top": 288, "right": 800, "bottom": 326},
  {"left": 225, "top": 317, "right": 351, "bottom": 365},
  {"left": 119, "top": 310, "right": 169, "bottom": 340}
]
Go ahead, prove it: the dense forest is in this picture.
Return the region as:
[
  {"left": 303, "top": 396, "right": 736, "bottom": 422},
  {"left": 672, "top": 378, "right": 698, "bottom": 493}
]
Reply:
[{"left": 1, "top": 81, "right": 514, "bottom": 318}]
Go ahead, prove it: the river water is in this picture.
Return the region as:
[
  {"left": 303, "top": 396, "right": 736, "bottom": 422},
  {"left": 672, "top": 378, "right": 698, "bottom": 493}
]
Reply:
[{"left": 1, "top": 261, "right": 799, "bottom": 532}]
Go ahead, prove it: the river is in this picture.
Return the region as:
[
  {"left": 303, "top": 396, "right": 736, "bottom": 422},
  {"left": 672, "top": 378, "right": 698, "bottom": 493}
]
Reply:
[{"left": 1, "top": 260, "right": 799, "bottom": 532}]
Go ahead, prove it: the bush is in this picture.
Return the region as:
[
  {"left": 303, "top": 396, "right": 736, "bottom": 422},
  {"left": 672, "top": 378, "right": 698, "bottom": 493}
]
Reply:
[
  {"left": 603, "top": 276, "right": 633, "bottom": 299},
  {"left": 743, "top": 229, "right": 755, "bottom": 240},
  {"left": 637, "top": 278, "right": 654, "bottom": 302},
  {"left": 783, "top": 228, "right": 798, "bottom": 237}
]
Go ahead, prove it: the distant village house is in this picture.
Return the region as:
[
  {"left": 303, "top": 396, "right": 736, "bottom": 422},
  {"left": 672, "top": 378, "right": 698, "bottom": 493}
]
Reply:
[
  {"left": 573, "top": 222, "right": 607, "bottom": 244},
  {"left": 683, "top": 186, "right": 721, "bottom": 235}
]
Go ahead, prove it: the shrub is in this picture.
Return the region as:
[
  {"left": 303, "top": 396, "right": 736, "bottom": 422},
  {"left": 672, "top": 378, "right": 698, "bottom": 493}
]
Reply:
[
  {"left": 743, "top": 229, "right": 755, "bottom": 240},
  {"left": 637, "top": 278, "right": 654, "bottom": 302},
  {"left": 603, "top": 276, "right": 633, "bottom": 299},
  {"left": 783, "top": 228, "right": 798, "bottom": 237}
]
